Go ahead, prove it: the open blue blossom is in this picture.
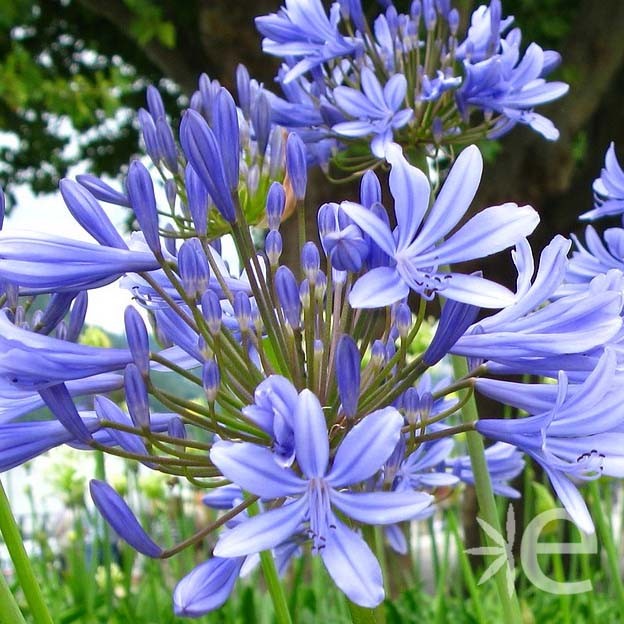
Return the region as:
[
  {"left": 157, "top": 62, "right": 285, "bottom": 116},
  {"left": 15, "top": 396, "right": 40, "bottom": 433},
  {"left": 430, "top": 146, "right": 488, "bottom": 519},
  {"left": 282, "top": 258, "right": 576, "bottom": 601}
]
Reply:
[
  {"left": 256, "top": 0, "right": 360, "bottom": 83},
  {"left": 452, "top": 236, "right": 623, "bottom": 363},
  {"left": 581, "top": 143, "right": 624, "bottom": 222},
  {"left": 458, "top": 37, "right": 568, "bottom": 140},
  {"left": 341, "top": 143, "right": 538, "bottom": 308},
  {"left": 211, "top": 388, "right": 432, "bottom": 607},
  {"left": 332, "top": 69, "right": 413, "bottom": 157},
  {"left": 476, "top": 350, "right": 624, "bottom": 533}
]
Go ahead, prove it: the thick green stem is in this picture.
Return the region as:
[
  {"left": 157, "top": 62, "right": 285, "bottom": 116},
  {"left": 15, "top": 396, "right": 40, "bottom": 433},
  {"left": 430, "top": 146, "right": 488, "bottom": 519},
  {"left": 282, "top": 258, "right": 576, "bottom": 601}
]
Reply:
[
  {"left": 347, "top": 601, "right": 383, "bottom": 624},
  {"left": 0, "top": 566, "right": 27, "bottom": 624},
  {"left": 0, "top": 480, "right": 54, "bottom": 624},
  {"left": 451, "top": 355, "right": 522, "bottom": 624},
  {"left": 588, "top": 480, "right": 624, "bottom": 615},
  {"left": 246, "top": 501, "right": 292, "bottom": 624}
]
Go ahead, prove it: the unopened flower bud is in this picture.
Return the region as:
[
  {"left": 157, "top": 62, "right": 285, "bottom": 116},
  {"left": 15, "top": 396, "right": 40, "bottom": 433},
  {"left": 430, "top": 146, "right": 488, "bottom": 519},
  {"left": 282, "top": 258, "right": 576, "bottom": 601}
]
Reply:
[
  {"left": 265, "top": 230, "right": 282, "bottom": 266},
  {"left": 125, "top": 306, "right": 150, "bottom": 376},
  {"left": 201, "top": 290, "right": 222, "bottom": 334},
  {"left": 301, "top": 242, "right": 320, "bottom": 284},
  {"left": 202, "top": 360, "right": 220, "bottom": 403},
  {"left": 275, "top": 266, "right": 301, "bottom": 328},
  {"left": 286, "top": 133, "right": 307, "bottom": 200},
  {"left": 233, "top": 291, "right": 252, "bottom": 332},
  {"left": 266, "top": 182, "right": 286, "bottom": 230},
  {"left": 126, "top": 160, "right": 161, "bottom": 255},
  {"left": 336, "top": 335, "right": 361, "bottom": 418},
  {"left": 125, "top": 363, "right": 150, "bottom": 429}
]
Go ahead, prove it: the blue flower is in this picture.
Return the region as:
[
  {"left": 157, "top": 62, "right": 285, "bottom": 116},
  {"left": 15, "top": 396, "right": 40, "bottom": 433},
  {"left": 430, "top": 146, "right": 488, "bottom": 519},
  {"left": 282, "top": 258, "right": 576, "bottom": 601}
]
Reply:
[
  {"left": 447, "top": 442, "right": 524, "bottom": 498},
  {"left": 452, "top": 236, "right": 623, "bottom": 363},
  {"left": 341, "top": 143, "right": 539, "bottom": 308},
  {"left": 0, "top": 310, "right": 132, "bottom": 389},
  {"left": 581, "top": 143, "right": 624, "bottom": 222},
  {"left": 458, "top": 38, "right": 569, "bottom": 140},
  {"left": 255, "top": 0, "right": 361, "bottom": 83},
  {"left": 242, "top": 375, "right": 298, "bottom": 466},
  {"left": 332, "top": 69, "right": 413, "bottom": 157},
  {"left": 476, "top": 350, "right": 624, "bottom": 533},
  {"left": 0, "top": 231, "right": 160, "bottom": 294},
  {"left": 210, "top": 389, "right": 432, "bottom": 607}
]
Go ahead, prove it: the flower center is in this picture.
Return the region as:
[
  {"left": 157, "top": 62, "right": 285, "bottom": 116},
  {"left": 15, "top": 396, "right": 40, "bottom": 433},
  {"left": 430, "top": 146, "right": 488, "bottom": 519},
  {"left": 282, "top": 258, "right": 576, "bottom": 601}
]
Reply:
[{"left": 307, "top": 478, "right": 334, "bottom": 553}]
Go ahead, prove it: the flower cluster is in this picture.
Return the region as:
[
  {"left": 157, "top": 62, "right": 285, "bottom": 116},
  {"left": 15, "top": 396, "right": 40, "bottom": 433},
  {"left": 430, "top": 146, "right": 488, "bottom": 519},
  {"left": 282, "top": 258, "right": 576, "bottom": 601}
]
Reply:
[
  {"left": 1, "top": 0, "right": 622, "bottom": 619},
  {"left": 257, "top": 0, "right": 568, "bottom": 171}
]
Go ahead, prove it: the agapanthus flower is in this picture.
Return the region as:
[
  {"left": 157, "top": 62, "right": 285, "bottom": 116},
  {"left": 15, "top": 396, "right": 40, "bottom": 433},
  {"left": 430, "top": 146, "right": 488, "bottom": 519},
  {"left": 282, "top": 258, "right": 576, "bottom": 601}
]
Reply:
[
  {"left": 581, "top": 142, "right": 624, "bottom": 222},
  {"left": 332, "top": 69, "right": 413, "bottom": 157},
  {"left": 211, "top": 386, "right": 432, "bottom": 607},
  {"left": 458, "top": 37, "right": 569, "bottom": 140},
  {"left": 476, "top": 350, "right": 624, "bottom": 533},
  {"left": 255, "top": 0, "right": 361, "bottom": 83},
  {"left": 341, "top": 143, "right": 538, "bottom": 308},
  {"left": 452, "top": 236, "right": 623, "bottom": 363}
]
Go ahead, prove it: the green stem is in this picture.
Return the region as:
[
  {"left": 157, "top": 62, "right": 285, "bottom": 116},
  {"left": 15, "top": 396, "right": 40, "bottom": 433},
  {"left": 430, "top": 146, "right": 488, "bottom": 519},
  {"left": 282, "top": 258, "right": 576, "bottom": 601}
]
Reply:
[
  {"left": 451, "top": 355, "right": 522, "bottom": 624},
  {"left": 0, "top": 566, "right": 27, "bottom": 624},
  {"left": 588, "top": 480, "right": 624, "bottom": 615},
  {"left": 247, "top": 502, "right": 292, "bottom": 624},
  {"left": 347, "top": 601, "right": 383, "bottom": 624},
  {"left": 0, "top": 480, "right": 54, "bottom": 624}
]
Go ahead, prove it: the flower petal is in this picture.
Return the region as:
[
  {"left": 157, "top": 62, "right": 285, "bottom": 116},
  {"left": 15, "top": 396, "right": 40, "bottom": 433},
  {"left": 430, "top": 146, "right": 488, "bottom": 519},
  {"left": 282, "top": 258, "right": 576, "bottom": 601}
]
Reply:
[
  {"left": 409, "top": 145, "right": 483, "bottom": 255},
  {"left": 543, "top": 467, "right": 594, "bottom": 534},
  {"left": 213, "top": 496, "right": 308, "bottom": 558},
  {"left": 294, "top": 389, "right": 329, "bottom": 478},
  {"left": 339, "top": 201, "right": 396, "bottom": 257},
  {"left": 331, "top": 490, "right": 433, "bottom": 524},
  {"left": 385, "top": 143, "right": 430, "bottom": 249},
  {"left": 321, "top": 518, "right": 384, "bottom": 608},
  {"left": 210, "top": 442, "right": 306, "bottom": 498},
  {"left": 173, "top": 557, "right": 244, "bottom": 617},
  {"left": 328, "top": 407, "right": 403, "bottom": 487},
  {"left": 348, "top": 267, "right": 409, "bottom": 309}
]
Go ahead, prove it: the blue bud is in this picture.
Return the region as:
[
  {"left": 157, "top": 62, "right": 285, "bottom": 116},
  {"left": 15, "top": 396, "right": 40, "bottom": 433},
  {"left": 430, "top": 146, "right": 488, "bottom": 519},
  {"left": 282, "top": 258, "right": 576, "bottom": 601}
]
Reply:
[
  {"left": 60, "top": 179, "right": 127, "bottom": 249},
  {"left": 198, "top": 73, "right": 221, "bottom": 124},
  {"left": 66, "top": 291, "right": 88, "bottom": 342},
  {"left": 301, "top": 242, "right": 320, "bottom": 284},
  {"left": 394, "top": 303, "right": 411, "bottom": 338},
  {"left": 168, "top": 416, "right": 187, "bottom": 442},
  {"left": 275, "top": 266, "right": 301, "bottom": 328},
  {"left": 423, "top": 0, "right": 436, "bottom": 29},
  {"left": 233, "top": 291, "right": 252, "bottom": 332},
  {"left": 286, "top": 133, "right": 307, "bottom": 200},
  {"left": 180, "top": 110, "right": 236, "bottom": 223},
  {"left": 202, "top": 359, "right": 220, "bottom": 402},
  {"left": 265, "top": 230, "right": 283, "bottom": 266},
  {"left": 201, "top": 290, "right": 222, "bottom": 335},
  {"left": 236, "top": 64, "right": 252, "bottom": 117},
  {"left": 432, "top": 117, "right": 443, "bottom": 144},
  {"left": 124, "top": 306, "right": 150, "bottom": 376},
  {"left": 95, "top": 395, "right": 147, "bottom": 456},
  {"left": 251, "top": 92, "right": 272, "bottom": 157},
  {"left": 268, "top": 128, "right": 285, "bottom": 179},
  {"left": 38, "top": 292, "right": 76, "bottom": 334},
  {"left": 410, "top": 0, "right": 421, "bottom": 21},
  {"left": 138, "top": 108, "right": 162, "bottom": 163},
  {"left": 76, "top": 174, "right": 130, "bottom": 207},
  {"left": 55, "top": 321, "right": 67, "bottom": 341},
  {"left": 402, "top": 388, "right": 432, "bottom": 425},
  {"left": 314, "top": 271, "right": 327, "bottom": 301},
  {"left": 318, "top": 203, "right": 338, "bottom": 237},
  {"left": 360, "top": 171, "right": 382, "bottom": 208},
  {"left": 338, "top": 0, "right": 366, "bottom": 32},
  {"left": 163, "top": 224, "right": 177, "bottom": 256},
  {"left": 39, "top": 383, "right": 92, "bottom": 442},
  {"left": 156, "top": 117, "right": 179, "bottom": 173},
  {"left": 185, "top": 165, "right": 210, "bottom": 237},
  {"left": 178, "top": 239, "right": 210, "bottom": 299},
  {"left": 90, "top": 480, "right": 162, "bottom": 557},
  {"left": 299, "top": 279, "right": 310, "bottom": 307},
  {"left": 367, "top": 202, "right": 392, "bottom": 268},
  {"left": 266, "top": 182, "right": 286, "bottom": 230},
  {"left": 146, "top": 85, "right": 166, "bottom": 120},
  {"left": 435, "top": 0, "right": 450, "bottom": 18},
  {"left": 125, "top": 363, "right": 150, "bottom": 429},
  {"left": 336, "top": 335, "right": 360, "bottom": 418},
  {"left": 423, "top": 299, "right": 480, "bottom": 366},
  {"left": 126, "top": 160, "right": 161, "bottom": 255},
  {"left": 448, "top": 8, "right": 459, "bottom": 34},
  {"left": 165, "top": 179, "right": 177, "bottom": 211},
  {"left": 214, "top": 88, "right": 240, "bottom": 192}
]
